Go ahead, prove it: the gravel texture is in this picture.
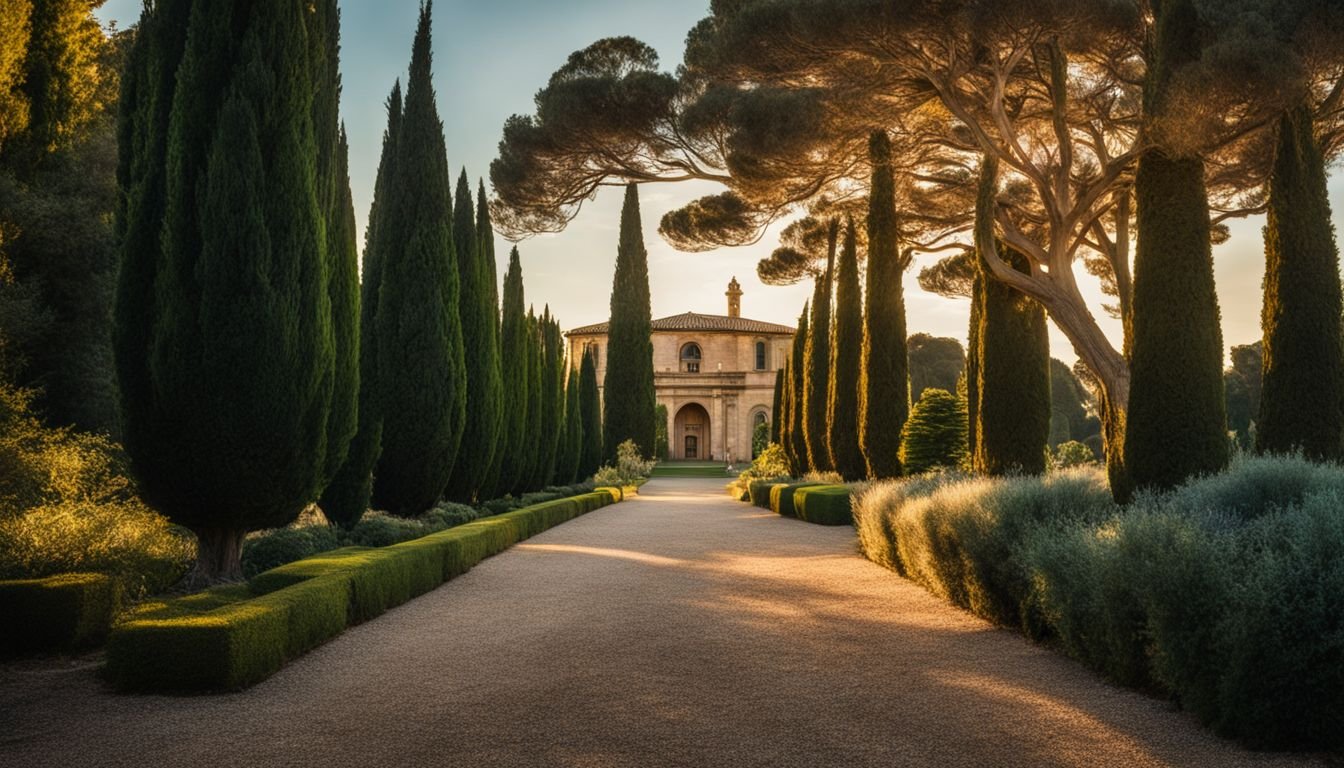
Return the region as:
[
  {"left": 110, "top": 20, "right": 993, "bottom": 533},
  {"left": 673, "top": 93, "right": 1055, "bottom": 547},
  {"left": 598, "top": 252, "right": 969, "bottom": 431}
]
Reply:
[{"left": 0, "top": 478, "right": 1324, "bottom": 767}]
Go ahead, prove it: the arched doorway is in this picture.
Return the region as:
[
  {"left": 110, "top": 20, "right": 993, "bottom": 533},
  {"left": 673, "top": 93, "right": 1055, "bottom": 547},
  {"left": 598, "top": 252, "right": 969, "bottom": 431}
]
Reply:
[{"left": 674, "top": 403, "right": 711, "bottom": 460}]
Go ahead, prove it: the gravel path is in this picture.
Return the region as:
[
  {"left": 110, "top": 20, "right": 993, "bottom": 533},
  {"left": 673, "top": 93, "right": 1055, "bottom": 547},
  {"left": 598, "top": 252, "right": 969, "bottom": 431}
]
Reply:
[{"left": 0, "top": 479, "right": 1324, "bottom": 767}]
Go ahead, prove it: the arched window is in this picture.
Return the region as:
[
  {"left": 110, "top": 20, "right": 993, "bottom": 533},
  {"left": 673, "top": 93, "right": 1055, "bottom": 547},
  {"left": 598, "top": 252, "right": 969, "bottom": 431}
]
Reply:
[
  {"left": 754, "top": 411, "right": 768, "bottom": 427},
  {"left": 680, "top": 342, "right": 702, "bottom": 373},
  {"left": 755, "top": 340, "right": 767, "bottom": 370}
]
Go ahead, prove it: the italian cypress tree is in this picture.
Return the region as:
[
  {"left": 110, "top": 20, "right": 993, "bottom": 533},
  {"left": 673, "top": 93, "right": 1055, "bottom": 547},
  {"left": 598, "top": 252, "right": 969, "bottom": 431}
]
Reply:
[
  {"left": 965, "top": 269, "right": 982, "bottom": 462},
  {"left": 1123, "top": 0, "right": 1227, "bottom": 498},
  {"left": 558, "top": 365, "right": 583, "bottom": 484},
  {"left": 828, "top": 218, "right": 865, "bottom": 480},
  {"left": 578, "top": 346, "right": 603, "bottom": 479},
  {"left": 320, "top": 84, "right": 400, "bottom": 527},
  {"left": 537, "top": 307, "right": 564, "bottom": 486},
  {"left": 476, "top": 180, "right": 507, "bottom": 499},
  {"left": 498, "top": 247, "right": 530, "bottom": 495},
  {"left": 804, "top": 221, "right": 836, "bottom": 472},
  {"left": 372, "top": 3, "right": 467, "bottom": 516},
  {"left": 444, "top": 169, "right": 504, "bottom": 501},
  {"left": 117, "top": 0, "right": 336, "bottom": 579},
  {"left": 770, "top": 367, "right": 784, "bottom": 445},
  {"left": 603, "top": 183, "right": 657, "bottom": 460},
  {"left": 900, "top": 389, "right": 969, "bottom": 476},
  {"left": 1257, "top": 104, "right": 1344, "bottom": 459},
  {"left": 778, "top": 355, "right": 795, "bottom": 466},
  {"left": 521, "top": 308, "right": 544, "bottom": 490},
  {"left": 789, "top": 303, "right": 810, "bottom": 475},
  {"left": 860, "top": 131, "right": 909, "bottom": 479}
]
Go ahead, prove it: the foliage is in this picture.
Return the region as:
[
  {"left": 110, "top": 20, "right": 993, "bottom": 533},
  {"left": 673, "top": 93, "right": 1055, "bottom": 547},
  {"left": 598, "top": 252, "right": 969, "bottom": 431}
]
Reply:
[
  {"left": 498, "top": 247, "right": 530, "bottom": 494},
  {"left": 653, "top": 403, "right": 669, "bottom": 461},
  {"left": 769, "top": 481, "right": 820, "bottom": 518},
  {"left": 907, "top": 334, "right": 965, "bottom": 404},
  {"left": 537, "top": 309, "right": 566, "bottom": 486},
  {"left": 899, "top": 388, "right": 968, "bottom": 476},
  {"left": 521, "top": 310, "right": 542, "bottom": 487},
  {"left": 1051, "top": 441, "right": 1097, "bottom": 469},
  {"left": 591, "top": 438, "right": 655, "bottom": 486},
  {"left": 792, "top": 485, "right": 853, "bottom": 526},
  {"left": 1049, "top": 358, "right": 1099, "bottom": 448},
  {"left": 241, "top": 525, "right": 340, "bottom": 579},
  {"left": 1257, "top": 105, "right": 1343, "bottom": 459},
  {"left": 372, "top": 5, "right": 466, "bottom": 516},
  {"left": 770, "top": 367, "right": 784, "bottom": 445},
  {"left": 0, "top": 572, "right": 121, "bottom": 653},
  {"left": 557, "top": 366, "right": 584, "bottom": 484},
  {"left": 787, "top": 304, "right": 809, "bottom": 475},
  {"left": 751, "top": 420, "right": 769, "bottom": 459},
  {"left": 602, "top": 183, "right": 657, "bottom": 461},
  {"left": 859, "top": 132, "right": 908, "bottom": 479},
  {"left": 738, "top": 442, "right": 791, "bottom": 483},
  {"left": 578, "top": 346, "right": 603, "bottom": 480},
  {"left": 803, "top": 221, "right": 835, "bottom": 471}
]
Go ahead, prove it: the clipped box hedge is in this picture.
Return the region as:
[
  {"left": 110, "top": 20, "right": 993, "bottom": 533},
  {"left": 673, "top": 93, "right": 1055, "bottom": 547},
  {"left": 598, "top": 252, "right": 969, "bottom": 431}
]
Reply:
[
  {"left": 792, "top": 485, "right": 854, "bottom": 526},
  {"left": 106, "top": 489, "right": 622, "bottom": 692},
  {"left": 749, "top": 479, "right": 782, "bottom": 509},
  {"left": 0, "top": 573, "right": 123, "bottom": 654},
  {"left": 769, "top": 482, "right": 821, "bottom": 518}
]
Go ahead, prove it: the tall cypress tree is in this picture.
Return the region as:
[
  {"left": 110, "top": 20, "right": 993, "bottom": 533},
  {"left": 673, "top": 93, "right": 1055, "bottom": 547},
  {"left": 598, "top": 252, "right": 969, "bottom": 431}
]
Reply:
[
  {"left": 965, "top": 268, "right": 982, "bottom": 463},
  {"left": 476, "top": 179, "right": 506, "bottom": 499},
  {"left": 537, "top": 307, "right": 564, "bottom": 486},
  {"left": 828, "top": 218, "right": 865, "bottom": 480},
  {"left": 779, "top": 355, "right": 795, "bottom": 466},
  {"left": 1123, "top": 0, "right": 1227, "bottom": 498},
  {"left": 578, "top": 346, "right": 603, "bottom": 478},
  {"left": 520, "top": 308, "right": 543, "bottom": 490},
  {"left": 372, "top": 3, "right": 466, "bottom": 515},
  {"left": 321, "top": 84, "right": 400, "bottom": 527},
  {"left": 860, "top": 130, "right": 909, "bottom": 479},
  {"left": 498, "top": 247, "right": 530, "bottom": 494},
  {"left": 804, "top": 221, "right": 837, "bottom": 472},
  {"left": 117, "top": 0, "right": 336, "bottom": 579},
  {"left": 789, "top": 303, "right": 810, "bottom": 475},
  {"left": 444, "top": 169, "right": 504, "bottom": 501},
  {"left": 770, "top": 367, "right": 784, "bottom": 445},
  {"left": 1257, "top": 104, "right": 1344, "bottom": 459},
  {"left": 603, "top": 183, "right": 657, "bottom": 460},
  {"left": 558, "top": 365, "right": 583, "bottom": 484}
]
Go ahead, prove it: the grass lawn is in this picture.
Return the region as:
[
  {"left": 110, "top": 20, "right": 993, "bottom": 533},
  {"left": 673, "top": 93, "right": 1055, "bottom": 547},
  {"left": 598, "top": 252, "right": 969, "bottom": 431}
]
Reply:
[{"left": 652, "top": 462, "right": 736, "bottom": 479}]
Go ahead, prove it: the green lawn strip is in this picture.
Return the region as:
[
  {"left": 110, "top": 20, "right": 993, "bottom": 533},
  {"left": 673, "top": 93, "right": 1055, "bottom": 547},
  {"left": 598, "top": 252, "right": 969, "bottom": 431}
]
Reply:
[
  {"left": 105, "top": 489, "right": 623, "bottom": 692},
  {"left": 0, "top": 573, "right": 124, "bottom": 654},
  {"left": 651, "top": 463, "right": 731, "bottom": 479},
  {"left": 792, "top": 485, "right": 854, "bottom": 526}
]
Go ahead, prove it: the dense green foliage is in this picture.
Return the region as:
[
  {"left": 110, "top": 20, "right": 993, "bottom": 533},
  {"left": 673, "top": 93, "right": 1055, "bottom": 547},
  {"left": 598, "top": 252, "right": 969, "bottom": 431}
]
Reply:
[
  {"left": 974, "top": 242, "right": 1050, "bottom": 476},
  {"left": 116, "top": 0, "right": 350, "bottom": 578},
  {"left": 498, "top": 248, "right": 530, "bottom": 493},
  {"left": 965, "top": 272, "right": 982, "bottom": 463},
  {"left": 788, "top": 304, "right": 810, "bottom": 475},
  {"left": 1049, "top": 359, "right": 1099, "bottom": 449},
  {"left": 1123, "top": 0, "right": 1228, "bottom": 498},
  {"left": 520, "top": 310, "right": 543, "bottom": 488},
  {"left": 791, "top": 485, "right": 853, "bottom": 526},
  {"left": 475, "top": 182, "right": 507, "bottom": 499},
  {"left": 827, "top": 220, "right": 864, "bottom": 480},
  {"left": 1257, "top": 105, "right": 1343, "bottom": 459},
  {"left": 803, "top": 223, "right": 835, "bottom": 471},
  {"left": 899, "top": 388, "right": 968, "bottom": 476},
  {"left": 908, "top": 334, "right": 965, "bottom": 404},
  {"left": 578, "top": 346, "right": 603, "bottom": 479},
  {"left": 853, "top": 455, "right": 1344, "bottom": 749},
  {"left": 537, "top": 309, "right": 565, "bottom": 486},
  {"left": 372, "top": 6, "right": 466, "bottom": 516},
  {"left": 859, "top": 132, "right": 908, "bottom": 479},
  {"left": 770, "top": 368, "right": 784, "bottom": 445},
  {"left": 603, "top": 183, "right": 657, "bottom": 459},
  {"left": 0, "top": 572, "right": 121, "bottom": 653},
  {"left": 1225, "top": 341, "right": 1262, "bottom": 449},
  {"left": 653, "top": 402, "right": 669, "bottom": 461},
  {"left": 444, "top": 170, "right": 504, "bottom": 502},
  {"left": 769, "top": 481, "right": 821, "bottom": 518},
  {"left": 557, "top": 366, "right": 583, "bottom": 484}
]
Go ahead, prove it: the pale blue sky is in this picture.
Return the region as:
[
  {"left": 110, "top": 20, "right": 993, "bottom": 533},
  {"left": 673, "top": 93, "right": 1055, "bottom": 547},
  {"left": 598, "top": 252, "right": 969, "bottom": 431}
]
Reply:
[{"left": 95, "top": 0, "right": 1339, "bottom": 364}]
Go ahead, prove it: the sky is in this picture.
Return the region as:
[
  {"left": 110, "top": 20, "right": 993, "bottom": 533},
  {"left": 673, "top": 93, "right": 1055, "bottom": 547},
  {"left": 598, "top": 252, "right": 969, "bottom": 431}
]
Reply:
[{"left": 94, "top": 0, "right": 1344, "bottom": 365}]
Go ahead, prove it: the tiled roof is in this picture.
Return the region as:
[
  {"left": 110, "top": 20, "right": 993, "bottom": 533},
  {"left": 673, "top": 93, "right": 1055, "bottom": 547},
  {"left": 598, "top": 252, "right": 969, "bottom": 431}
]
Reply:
[{"left": 567, "top": 311, "right": 795, "bottom": 336}]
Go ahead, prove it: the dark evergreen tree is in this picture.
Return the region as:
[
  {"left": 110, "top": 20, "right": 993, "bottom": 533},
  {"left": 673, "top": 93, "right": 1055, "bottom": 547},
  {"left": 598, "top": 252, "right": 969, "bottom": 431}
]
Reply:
[
  {"left": 908, "top": 334, "right": 966, "bottom": 404},
  {"left": 789, "top": 303, "right": 810, "bottom": 475},
  {"left": 770, "top": 367, "right": 784, "bottom": 445},
  {"left": 537, "top": 307, "right": 564, "bottom": 486},
  {"left": 1049, "top": 358, "right": 1098, "bottom": 448},
  {"left": 520, "top": 308, "right": 543, "bottom": 490},
  {"left": 859, "top": 131, "right": 909, "bottom": 479},
  {"left": 1123, "top": 0, "right": 1228, "bottom": 498},
  {"left": 498, "top": 247, "right": 530, "bottom": 494},
  {"left": 900, "top": 388, "right": 968, "bottom": 476},
  {"left": 445, "top": 169, "right": 504, "bottom": 501},
  {"left": 827, "top": 218, "right": 865, "bottom": 480},
  {"left": 778, "top": 355, "right": 795, "bottom": 465},
  {"left": 602, "top": 183, "right": 657, "bottom": 460},
  {"left": 1257, "top": 104, "right": 1344, "bottom": 460},
  {"left": 475, "top": 179, "right": 506, "bottom": 499},
  {"left": 318, "top": 127, "right": 360, "bottom": 491},
  {"left": 558, "top": 365, "right": 583, "bottom": 484},
  {"left": 372, "top": 3, "right": 466, "bottom": 515},
  {"left": 578, "top": 345, "right": 603, "bottom": 479},
  {"left": 116, "top": 0, "right": 336, "bottom": 579},
  {"left": 974, "top": 241, "right": 1051, "bottom": 476},
  {"left": 321, "top": 85, "right": 400, "bottom": 527},
  {"left": 965, "top": 269, "right": 983, "bottom": 462},
  {"left": 803, "top": 220, "right": 836, "bottom": 471}
]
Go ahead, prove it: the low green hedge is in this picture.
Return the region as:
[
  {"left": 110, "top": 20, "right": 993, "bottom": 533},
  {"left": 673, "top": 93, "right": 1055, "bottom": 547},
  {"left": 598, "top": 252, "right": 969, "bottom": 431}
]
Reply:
[
  {"left": 0, "top": 573, "right": 123, "bottom": 654},
  {"left": 769, "top": 482, "right": 820, "bottom": 518},
  {"left": 105, "top": 489, "right": 622, "bottom": 692},
  {"left": 748, "top": 479, "right": 782, "bottom": 509},
  {"left": 792, "top": 485, "right": 854, "bottom": 526}
]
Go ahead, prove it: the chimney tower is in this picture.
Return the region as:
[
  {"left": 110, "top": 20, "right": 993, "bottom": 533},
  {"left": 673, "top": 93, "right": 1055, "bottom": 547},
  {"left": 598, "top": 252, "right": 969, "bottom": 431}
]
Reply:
[{"left": 726, "top": 277, "right": 743, "bottom": 318}]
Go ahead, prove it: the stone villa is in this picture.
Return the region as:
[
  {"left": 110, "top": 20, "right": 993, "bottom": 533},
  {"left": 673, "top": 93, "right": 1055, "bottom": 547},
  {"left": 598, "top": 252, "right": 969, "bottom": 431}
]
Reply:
[{"left": 566, "top": 278, "right": 795, "bottom": 463}]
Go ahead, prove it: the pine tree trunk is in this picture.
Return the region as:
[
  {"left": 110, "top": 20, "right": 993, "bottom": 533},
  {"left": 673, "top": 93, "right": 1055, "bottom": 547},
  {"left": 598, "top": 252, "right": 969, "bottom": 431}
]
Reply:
[{"left": 191, "top": 527, "right": 246, "bottom": 584}]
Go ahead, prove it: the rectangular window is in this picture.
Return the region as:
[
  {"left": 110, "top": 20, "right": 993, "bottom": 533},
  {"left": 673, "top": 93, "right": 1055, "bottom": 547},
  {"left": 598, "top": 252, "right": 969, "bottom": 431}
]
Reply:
[{"left": 686, "top": 362, "right": 700, "bottom": 373}]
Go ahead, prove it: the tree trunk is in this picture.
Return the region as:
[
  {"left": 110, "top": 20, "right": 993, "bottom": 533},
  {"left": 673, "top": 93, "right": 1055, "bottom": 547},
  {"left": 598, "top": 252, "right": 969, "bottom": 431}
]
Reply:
[{"left": 191, "top": 527, "right": 247, "bottom": 584}]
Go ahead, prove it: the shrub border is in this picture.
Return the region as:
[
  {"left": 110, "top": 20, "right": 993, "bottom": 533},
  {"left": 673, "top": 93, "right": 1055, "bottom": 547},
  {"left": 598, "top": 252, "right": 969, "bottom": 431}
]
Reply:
[
  {"left": 792, "top": 485, "right": 854, "bottom": 526},
  {"left": 0, "top": 573, "right": 123, "bottom": 654}
]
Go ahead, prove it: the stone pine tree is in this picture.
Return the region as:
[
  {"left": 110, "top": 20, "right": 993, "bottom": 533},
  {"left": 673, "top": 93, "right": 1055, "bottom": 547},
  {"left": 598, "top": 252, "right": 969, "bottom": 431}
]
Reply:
[
  {"left": 444, "top": 169, "right": 504, "bottom": 502},
  {"left": 770, "top": 367, "right": 784, "bottom": 445},
  {"left": 498, "top": 247, "right": 530, "bottom": 494},
  {"left": 803, "top": 221, "right": 836, "bottom": 472},
  {"left": 558, "top": 365, "right": 583, "bottom": 484},
  {"left": 578, "top": 346, "right": 603, "bottom": 479},
  {"left": 828, "top": 218, "right": 865, "bottom": 480},
  {"left": 321, "top": 83, "right": 400, "bottom": 527},
  {"left": 521, "top": 308, "right": 544, "bottom": 490},
  {"left": 1123, "top": 0, "right": 1227, "bottom": 498},
  {"left": 372, "top": 3, "right": 467, "bottom": 516},
  {"left": 114, "top": 0, "right": 339, "bottom": 579},
  {"left": 789, "top": 303, "right": 810, "bottom": 475},
  {"left": 538, "top": 307, "right": 565, "bottom": 486},
  {"left": 476, "top": 180, "right": 507, "bottom": 499},
  {"left": 1257, "top": 104, "right": 1344, "bottom": 460},
  {"left": 859, "top": 131, "right": 909, "bottom": 479},
  {"left": 603, "top": 183, "right": 657, "bottom": 460}
]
